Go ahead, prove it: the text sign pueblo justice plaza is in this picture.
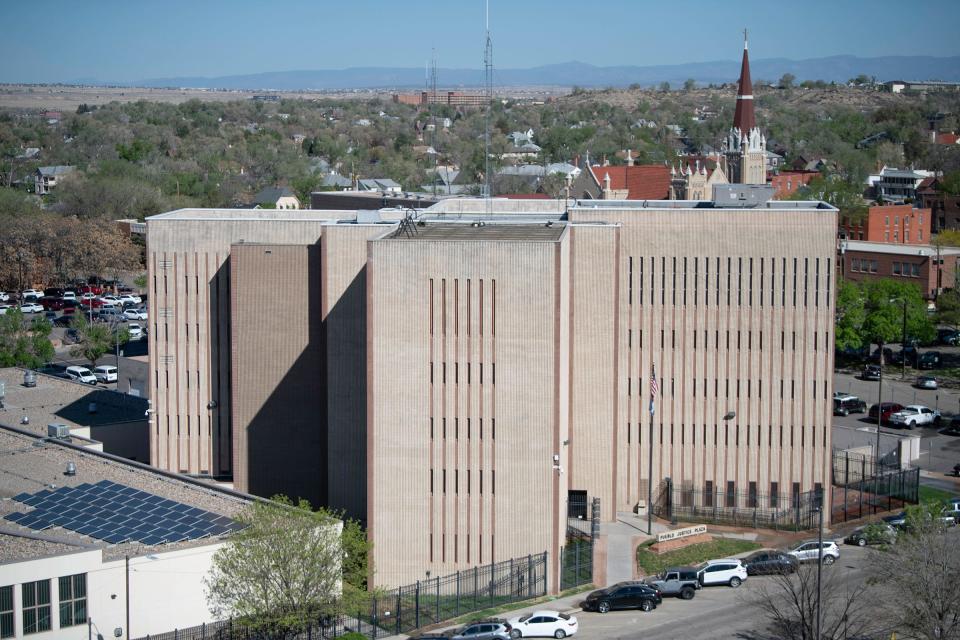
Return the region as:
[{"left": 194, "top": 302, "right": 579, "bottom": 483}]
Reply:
[{"left": 656, "top": 524, "right": 708, "bottom": 543}]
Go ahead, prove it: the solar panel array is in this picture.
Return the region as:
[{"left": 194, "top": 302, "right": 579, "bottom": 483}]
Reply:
[{"left": 5, "top": 479, "right": 243, "bottom": 545}]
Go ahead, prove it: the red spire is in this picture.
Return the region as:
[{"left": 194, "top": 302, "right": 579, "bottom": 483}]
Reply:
[{"left": 732, "top": 33, "right": 756, "bottom": 132}]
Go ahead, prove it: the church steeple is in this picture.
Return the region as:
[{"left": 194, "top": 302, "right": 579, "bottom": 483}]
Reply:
[{"left": 732, "top": 29, "right": 756, "bottom": 133}]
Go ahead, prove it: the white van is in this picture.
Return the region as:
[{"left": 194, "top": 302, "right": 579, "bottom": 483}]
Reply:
[
  {"left": 65, "top": 365, "right": 97, "bottom": 385},
  {"left": 93, "top": 365, "right": 118, "bottom": 383}
]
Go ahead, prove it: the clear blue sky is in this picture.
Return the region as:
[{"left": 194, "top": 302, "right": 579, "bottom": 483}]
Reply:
[{"left": 2, "top": 0, "right": 959, "bottom": 83}]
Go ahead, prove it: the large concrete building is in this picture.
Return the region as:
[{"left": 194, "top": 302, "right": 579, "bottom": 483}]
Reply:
[{"left": 146, "top": 190, "right": 837, "bottom": 589}]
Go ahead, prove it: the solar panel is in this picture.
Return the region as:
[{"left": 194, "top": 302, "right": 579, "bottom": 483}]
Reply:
[{"left": 8, "top": 481, "right": 243, "bottom": 546}]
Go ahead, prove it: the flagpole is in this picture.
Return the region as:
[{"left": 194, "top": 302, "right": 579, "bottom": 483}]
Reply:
[{"left": 647, "top": 366, "right": 656, "bottom": 536}]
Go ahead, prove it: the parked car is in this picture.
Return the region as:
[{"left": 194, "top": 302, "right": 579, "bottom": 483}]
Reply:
[
  {"left": 741, "top": 551, "right": 799, "bottom": 575},
  {"left": 22, "top": 289, "right": 44, "bottom": 300},
  {"left": 62, "top": 291, "right": 77, "bottom": 301},
  {"left": 39, "top": 296, "right": 66, "bottom": 310},
  {"left": 786, "top": 540, "right": 840, "bottom": 564},
  {"left": 888, "top": 405, "right": 940, "bottom": 429},
  {"left": 20, "top": 302, "right": 44, "bottom": 313},
  {"left": 100, "top": 295, "right": 122, "bottom": 305},
  {"left": 695, "top": 559, "right": 748, "bottom": 587},
  {"left": 918, "top": 351, "right": 942, "bottom": 370},
  {"left": 123, "top": 307, "right": 147, "bottom": 321},
  {"left": 946, "top": 497, "right": 960, "bottom": 521},
  {"left": 53, "top": 315, "right": 73, "bottom": 328},
  {"left": 582, "top": 581, "right": 662, "bottom": 613},
  {"left": 885, "top": 509, "right": 956, "bottom": 530},
  {"left": 93, "top": 365, "right": 118, "bottom": 383},
  {"left": 506, "top": 611, "right": 578, "bottom": 639},
  {"left": 954, "top": 462, "right": 960, "bottom": 477},
  {"left": 833, "top": 395, "right": 867, "bottom": 416},
  {"left": 0, "top": 291, "right": 9, "bottom": 301},
  {"left": 118, "top": 293, "right": 142, "bottom": 305},
  {"left": 643, "top": 567, "right": 701, "bottom": 599},
  {"left": 868, "top": 402, "right": 905, "bottom": 423},
  {"left": 843, "top": 523, "right": 897, "bottom": 547},
  {"left": 451, "top": 620, "right": 513, "bottom": 640},
  {"left": 861, "top": 365, "right": 881, "bottom": 381},
  {"left": 916, "top": 375, "right": 938, "bottom": 390},
  {"left": 943, "top": 416, "right": 960, "bottom": 436},
  {"left": 870, "top": 347, "right": 894, "bottom": 364},
  {"left": 127, "top": 323, "right": 143, "bottom": 340},
  {"left": 892, "top": 345, "right": 919, "bottom": 366},
  {"left": 0, "top": 304, "right": 14, "bottom": 314},
  {"left": 938, "top": 328, "right": 960, "bottom": 346},
  {"left": 64, "top": 365, "right": 97, "bottom": 385}
]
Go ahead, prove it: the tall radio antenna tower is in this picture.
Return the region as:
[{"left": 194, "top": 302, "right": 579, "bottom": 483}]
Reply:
[
  {"left": 483, "top": 0, "right": 493, "bottom": 207},
  {"left": 430, "top": 49, "right": 438, "bottom": 196}
]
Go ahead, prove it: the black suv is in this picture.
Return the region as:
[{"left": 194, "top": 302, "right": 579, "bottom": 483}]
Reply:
[
  {"left": 861, "top": 364, "right": 881, "bottom": 381},
  {"left": 918, "top": 351, "right": 942, "bottom": 370},
  {"left": 833, "top": 395, "right": 867, "bottom": 416},
  {"left": 582, "top": 581, "right": 662, "bottom": 613},
  {"left": 742, "top": 550, "right": 799, "bottom": 575}
]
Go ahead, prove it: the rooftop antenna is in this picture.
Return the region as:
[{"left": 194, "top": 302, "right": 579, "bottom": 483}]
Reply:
[
  {"left": 430, "top": 49, "right": 439, "bottom": 197},
  {"left": 483, "top": 0, "right": 494, "bottom": 214}
]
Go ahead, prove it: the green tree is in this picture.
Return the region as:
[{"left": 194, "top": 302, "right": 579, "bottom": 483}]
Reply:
[
  {"left": 204, "top": 496, "right": 373, "bottom": 637},
  {"left": 834, "top": 279, "right": 934, "bottom": 354},
  {"left": 658, "top": 81, "right": 671, "bottom": 93},
  {"left": 793, "top": 175, "right": 868, "bottom": 223},
  {"left": 935, "top": 288, "right": 960, "bottom": 329},
  {"left": 69, "top": 315, "right": 114, "bottom": 366},
  {"left": 778, "top": 73, "right": 796, "bottom": 89},
  {"left": 0, "top": 311, "right": 54, "bottom": 368},
  {"left": 683, "top": 78, "right": 696, "bottom": 92}
]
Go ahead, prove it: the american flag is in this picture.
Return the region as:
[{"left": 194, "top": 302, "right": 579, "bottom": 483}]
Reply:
[{"left": 649, "top": 366, "right": 659, "bottom": 415}]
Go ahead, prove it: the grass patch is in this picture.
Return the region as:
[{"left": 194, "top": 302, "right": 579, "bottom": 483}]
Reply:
[
  {"left": 636, "top": 537, "right": 761, "bottom": 575},
  {"left": 918, "top": 485, "right": 954, "bottom": 504}
]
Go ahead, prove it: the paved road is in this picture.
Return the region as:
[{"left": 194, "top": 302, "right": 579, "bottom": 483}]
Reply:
[
  {"left": 49, "top": 340, "right": 149, "bottom": 398},
  {"left": 572, "top": 545, "right": 872, "bottom": 640}
]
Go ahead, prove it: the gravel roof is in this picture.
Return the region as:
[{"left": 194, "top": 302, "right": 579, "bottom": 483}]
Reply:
[
  {"left": 0, "top": 530, "right": 90, "bottom": 564},
  {"left": 0, "top": 427, "right": 252, "bottom": 561},
  {"left": 0, "top": 368, "right": 147, "bottom": 440}
]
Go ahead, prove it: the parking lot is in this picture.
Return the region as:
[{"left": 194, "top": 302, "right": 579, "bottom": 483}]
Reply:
[
  {"left": 567, "top": 545, "right": 872, "bottom": 640},
  {"left": 832, "top": 369, "right": 960, "bottom": 478}
]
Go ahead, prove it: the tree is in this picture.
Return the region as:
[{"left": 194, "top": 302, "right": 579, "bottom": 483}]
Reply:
[
  {"left": 752, "top": 564, "right": 881, "bottom": 640},
  {"left": 935, "top": 288, "right": 960, "bottom": 329},
  {"left": 834, "top": 279, "right": 934, "bottom": 354},
  {"left": 69, "top": 314, "right": 114, "bottom": 366},
  {"left": 869, "top": 504, "right": 960, "bottom": 640},
  {"left": 683, "top": 78, "right": 696, "bottom": 92},
  {"left": 0, "top": 311, "right": 54, "bottom": 368},
  {"left": 779, "top": 73, "right": 796, "bottom": 89},
  {"left": 205, "top": 496, "right": 372, "bottom": 637},
  {"left": 658, "top": 81, "right": 671, "bottom": 93}
]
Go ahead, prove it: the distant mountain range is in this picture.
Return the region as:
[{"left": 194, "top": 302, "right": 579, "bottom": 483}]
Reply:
[{"left": 96, "top": 55, "right": 960, "bottom": 91}]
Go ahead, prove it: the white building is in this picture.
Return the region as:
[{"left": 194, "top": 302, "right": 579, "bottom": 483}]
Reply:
[{"left": 0, "top": 425, "right": 254, "bottom": 639}]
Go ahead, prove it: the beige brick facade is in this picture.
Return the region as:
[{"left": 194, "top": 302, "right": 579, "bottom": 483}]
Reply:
[{"left": 147, "top": 199, "right": 837, "bottom": 590}]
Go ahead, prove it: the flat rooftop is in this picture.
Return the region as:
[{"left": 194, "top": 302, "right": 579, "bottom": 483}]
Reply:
[
  {"left": 384, "top": 221, "right": 566, "bottom": 242},
  {"left": 0, "top": 368, "right": 146, "bottom": 439},
  {"left": 0, "top": 426, "right": 251, "bottom": 562},
  {"left": 844, "top": 241, "right": 960, "bottom": 256},
  {"left": 147, "top": 208, "right": 378, "bottom": 222}
]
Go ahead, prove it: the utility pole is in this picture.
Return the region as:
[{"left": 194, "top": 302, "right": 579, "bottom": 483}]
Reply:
[{"left": 483, "top": 0, "right": 493, "bottom": 211}]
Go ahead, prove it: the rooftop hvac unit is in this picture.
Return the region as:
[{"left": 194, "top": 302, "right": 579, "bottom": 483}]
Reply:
[{"left": 48, "top": 423, "right": 70, "bottom": 439}]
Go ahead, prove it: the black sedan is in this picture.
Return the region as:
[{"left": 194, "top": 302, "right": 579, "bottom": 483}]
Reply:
[
  {"left": 742, "top": 550, "right": 799, "bottom": 576},
  {"left": 582, "top": 581, "right": 662, "bottom": 613}
]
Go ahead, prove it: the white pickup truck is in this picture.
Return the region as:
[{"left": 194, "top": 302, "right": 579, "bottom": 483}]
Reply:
[{"left": 888, "top": 405, "right": 940, "bottom": 429}]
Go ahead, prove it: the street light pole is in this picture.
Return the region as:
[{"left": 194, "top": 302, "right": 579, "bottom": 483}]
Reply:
[
  {"left": 875, "top": 348, "right": 883, "bottom": 514},
  {"left": 900, "top": 299, "right": 907, "bottom": 380},
  {"left": 815, "top": 488, "right": 824, "bottom": 640}
]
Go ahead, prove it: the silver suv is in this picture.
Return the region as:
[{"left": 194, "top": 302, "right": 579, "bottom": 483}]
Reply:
[
  {"left": 787, "top": 540, "right": 840, "bottom": 564},
  {"left": 452, "top": 620, "right": 512, "bottom": 640}
]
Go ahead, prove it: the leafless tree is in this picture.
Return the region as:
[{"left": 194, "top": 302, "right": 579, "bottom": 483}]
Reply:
[
  {"left": 868, "top": 513, "right": 960, "bottom": 640},
  {"left": 751, "top": 564, "right": 882, "bottom": 640}
]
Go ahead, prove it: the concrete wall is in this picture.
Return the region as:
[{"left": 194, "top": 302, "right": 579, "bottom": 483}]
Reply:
[{"left": 1, "top": 544, "right": 222, "bottom": 639}]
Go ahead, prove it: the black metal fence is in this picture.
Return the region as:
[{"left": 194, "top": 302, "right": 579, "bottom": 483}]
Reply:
[
  {"left": 651, "top": 480, "right": 820, "bottom": 530},
  {"left": 560, "top": 527, "right": 594, "bottom": 590},
  {"left": 135, "top": 553, "right": 548, "bottom": 640},
  {"left": 831, "top": 449, "right": 920, "bottom": 523}
]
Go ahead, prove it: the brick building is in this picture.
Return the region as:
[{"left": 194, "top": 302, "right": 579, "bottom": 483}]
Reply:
[
  {"left": 841, "top": 240, "right": 960, "bottom": 298},
  {"left": 840, "top": 203, "right": 932, "bottom": 244},
  {"left": 770, "top": 170, "right": 818, "bottom": 199}
]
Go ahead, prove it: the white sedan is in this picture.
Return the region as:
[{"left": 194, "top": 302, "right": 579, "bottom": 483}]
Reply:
[
  {"left": 0, "top": 291, "right": 9, "bottom": 301},
  {"left": 119, "top": 293, "right": 142, "bottom": 305},
  {"left": 100, "top": 295, "right": 122, "bottom": 305},
  {"left": 123, "top": 308, "right": 147, "bottom": 321},
  {"left": 888, "top": 405, "right": 940, "bottom": 429},
  {"left": 507, "top": 611, "right": 578, "bottom": 639},
  {"left": 20, "top": 302, "right": 44, "bottom": 313}
]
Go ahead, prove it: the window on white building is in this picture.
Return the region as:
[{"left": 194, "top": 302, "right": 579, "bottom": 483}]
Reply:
[
  {"left": 22, "top": 580, "right": 51, "bottom": 635},
  {"left": 58, "top": 574, "right": 87, "bottom": 628},
  {"left": 0, "top": 586, "right": 13, "bottom": 639}
]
